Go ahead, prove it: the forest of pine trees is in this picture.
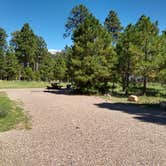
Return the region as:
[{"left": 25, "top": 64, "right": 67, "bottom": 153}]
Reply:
[{"left": 0, "top": 4, "right": 166, "bottom": 95}]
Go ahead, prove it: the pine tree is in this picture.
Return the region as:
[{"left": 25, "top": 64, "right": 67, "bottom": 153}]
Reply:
[
  {"left": 63, "top": 46, "right": 73, "bottom": 83},
  {"left": 64, "top": 4, "right": 90, "bottom": 38},
  {"left": 135, "top": 15, "right": 159, "bottom": 94},
  {"left": 10, "top": 23, "right": 49, "bottom": 80},
  {"left": 104, "top": 10, "right": 122, "bottom": 43},
  {"left": 54, "top": 51, "right": 67, "bottom": 82},
  {"left": 5, "top": 48, "right": 20, "bottom": 80},
  {"left": 71, "top": 14, "right": 116, "bottom": 94},
  {"left": 158, "top": 31, "right": 166, "bottom": 84},
  {"left": 116, "top": 24, "right": 140, "bottom": 94},
  {"left": 35, "top": 36, "right": 48, "bottom": 71},
  {"left": 0, "top": 28, "right": 7, "bottom": 80},
  {"left": 39, "top": 53, "right": 54, "bottom": 81},
  {"left": 11, "top": 23, "right": 37, "bottom": 68}
]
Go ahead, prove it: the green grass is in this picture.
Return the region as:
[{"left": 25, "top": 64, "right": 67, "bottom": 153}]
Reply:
[
  {"left": 0, "top": 92, "right": 30, "bottom": 132},
  {"left": 101, "top": 82, "right": 166, "bottom": 107},
  {"left": 107, "top": 95, "right": 166, "bottom": 104},
  {"left": 0, "top": 80, "right": 49, "bottom": 89},
  {"left": 108, "top": 82, "right": 166, "bottom": 97},
  {"left": 147, "top": 83, "right": 166, "bottom": 97},
  {"left": 100, "top": 95, "right": 166, "bottom": 113}
]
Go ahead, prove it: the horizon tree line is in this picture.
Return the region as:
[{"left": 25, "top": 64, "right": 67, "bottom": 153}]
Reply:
[
  {"left": 0, "top": 4, "right": 166, "bottom": 95},
  {"left": 63, "top": 4, "right": 166, "bottom": 95}
]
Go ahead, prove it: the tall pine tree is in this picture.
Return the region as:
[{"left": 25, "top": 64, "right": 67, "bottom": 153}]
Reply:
[
  {"left": 64, "top": 4, "right": 90, "bottom": 38},
  {"left": 116, "top": 24, "right": 140, "bottom": 94},
  {"left": 70, "top": 13, "right": 116, "bottom": 94},
  {"left": 11, "top": 23, "right": 37, "bottom": 68},
  {"left": 104, "top": 10, "right": 122, "bottom": 43},
  {"left": 0, "top": 28, "right": 7, "bottom": 80},
  {"left": 135, "top": 15, "right": 159, "bottom": 94},
  {"left": 5, "top": 48, "right": 20, "bottom": 80}
]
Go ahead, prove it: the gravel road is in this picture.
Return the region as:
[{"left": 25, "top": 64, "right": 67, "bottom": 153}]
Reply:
[{"left": 0, "top": 88, "right": 166, "bottom": 166}]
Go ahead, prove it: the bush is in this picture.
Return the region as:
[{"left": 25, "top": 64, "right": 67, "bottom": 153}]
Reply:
[
  {"left": 23, "top": 67, "right": 35, "bottom": 81},
  {"left": 0, "top": 110, "right": 7, "bottom": 118}
]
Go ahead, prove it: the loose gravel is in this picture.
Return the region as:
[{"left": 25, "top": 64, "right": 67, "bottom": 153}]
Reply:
[{"left": 0, "top": 89, "right": 166, "bottom": 166}]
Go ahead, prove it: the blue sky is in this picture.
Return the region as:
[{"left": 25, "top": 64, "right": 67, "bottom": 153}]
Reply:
[{"left": 0, "top": 0, "right": 166, "bottom": 50}]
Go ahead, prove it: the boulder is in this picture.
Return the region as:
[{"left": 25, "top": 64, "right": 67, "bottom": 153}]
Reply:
[
  {"left": 128, "top": 95, "right": 138, "bottom": 102},
  {"left": 160, "top": 101, "right": 166, "bottom": 110}
]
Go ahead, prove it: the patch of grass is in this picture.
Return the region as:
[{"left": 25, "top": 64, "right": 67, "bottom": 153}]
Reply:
[
  {"left": 109, "top": 95, "right": 166, "bottom": 104},
  {"left": 101, "top": 96, "right": 166, "bottom": 104},
  {"left": 101, "top": 95, "right": 166, "bottom": 111},
  {"left": 138, "top": 96, "right": 166, "bottom": 104},
  {"left": 0, "top": 80, "right": 49, "bottom": 89},
  {"left": 101, "top": 83, "right": 166, "bottom": 107},
  {"left": 102, "top": 82, "right": 166, "bottom": 104},
  {"left": 0, "top": 92, "right": 30, "bottom": 132},
  {"left": 108, "top": 82, "right": 166, "bottom": 97},
  {"left": 101, "top": 95, "right": 127, "bottom": 103}
]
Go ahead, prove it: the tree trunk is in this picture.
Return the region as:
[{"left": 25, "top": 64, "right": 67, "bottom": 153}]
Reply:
[
  {"left": 122, "top": 73, "right": 126, "bottom": 91},
  {"left": 33, "top": 63, "right": 36, "bottom": 72},
  {"left": 112, "top": 82, "right": 115, "bottom": 94},
  {"left": 125, "top": 61, "right": 130, "bottom": 95},
  {"left": 143, "top": 38, "right": 148, "bottom": 96},
  {"left": 143, "top": 75, "right": 147, "bottom": 95},
  {"left": 27, "top": 62, "right": 30, "bottom": 67},
  {"left": 36, "top": 62, "right": 39, "bottom": 71},
  {"left": 125, "top": 77, "right": 129, "bottom": 95},
  {"left": 19, "top": 71, "right": 21, "bottom": 80}
]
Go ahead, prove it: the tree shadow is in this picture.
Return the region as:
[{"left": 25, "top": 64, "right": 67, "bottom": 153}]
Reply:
[
  {"left": 43, "top": 88, "right": 93, "bottom": 96},
  {"left": 44, "top": 89, "right": 73, "bottom": 95},
  {"left": 95, "top": 102, "right": 166, "bottom": 125},
  {"left": 30, "top": 89, "right": 68, "bottom": 94}
]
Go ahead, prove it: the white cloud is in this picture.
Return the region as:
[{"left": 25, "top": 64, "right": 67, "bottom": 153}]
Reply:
[{"left": 48, "top": 49, "right": 61, "bottom": 54}]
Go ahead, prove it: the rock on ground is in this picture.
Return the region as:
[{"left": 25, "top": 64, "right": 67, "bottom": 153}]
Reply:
[{"left": 128, "top": 95, "right": 139, "bottom": 102}]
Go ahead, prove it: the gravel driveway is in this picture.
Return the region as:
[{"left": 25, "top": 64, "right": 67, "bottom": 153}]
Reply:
[{"left": 0, "top": 88, "right": 166, "bottom": 166}]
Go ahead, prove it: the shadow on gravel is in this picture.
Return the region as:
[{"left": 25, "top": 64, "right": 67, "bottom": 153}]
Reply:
[
  {"left": 95, "top": 102, "right": 166, "bottom": 125},
  {"left": 43, "top": 89, "right": 74, "bottom": 95},
  {"left": 43, "top": 89, "right": 90, "bottom": 96}
]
